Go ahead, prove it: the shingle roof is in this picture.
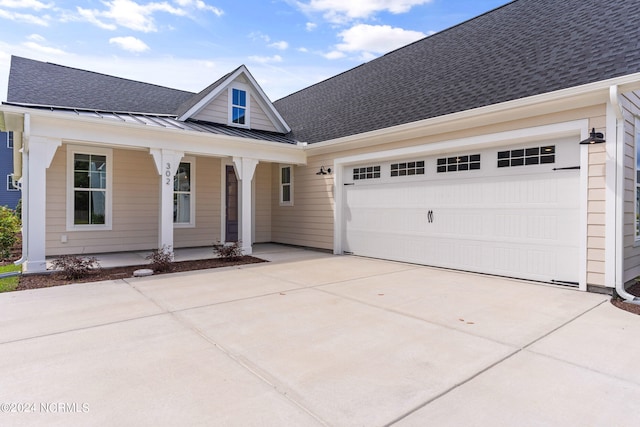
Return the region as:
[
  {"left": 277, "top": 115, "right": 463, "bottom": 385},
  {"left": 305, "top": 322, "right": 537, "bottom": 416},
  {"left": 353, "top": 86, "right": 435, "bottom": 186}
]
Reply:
[
  {"left": 174, "top": 68, "right": 238, "bottom": 118},
  {"left": 7, "top": 56, "right": 195, "bottom": 114},
  {"left": 274, "top": 0, "right": 640, "bottom": 143}
]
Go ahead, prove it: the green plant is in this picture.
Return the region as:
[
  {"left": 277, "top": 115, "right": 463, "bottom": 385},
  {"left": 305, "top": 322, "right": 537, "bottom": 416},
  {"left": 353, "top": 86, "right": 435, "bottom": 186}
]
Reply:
[
  {"left": 0, "top": 206, "right": 20, "bottom": 260},
  {"left": 146, "top": 245, "right": 173, "bottom": 272},
  {"left": 0, "top": 263, "right": 20, "bottom": 292},
  {"left": 51, "top": 255, "right": 101, "bottom": 280},
  {"left": 212, "top": 241, "right": 243, "bottom": 261}
]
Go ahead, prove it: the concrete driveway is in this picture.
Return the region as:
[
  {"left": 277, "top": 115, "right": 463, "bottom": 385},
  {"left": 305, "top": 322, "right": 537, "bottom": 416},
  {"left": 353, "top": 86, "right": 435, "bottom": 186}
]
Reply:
[{"left": 1, "top": 247, "right": 640, "bottom": 426}]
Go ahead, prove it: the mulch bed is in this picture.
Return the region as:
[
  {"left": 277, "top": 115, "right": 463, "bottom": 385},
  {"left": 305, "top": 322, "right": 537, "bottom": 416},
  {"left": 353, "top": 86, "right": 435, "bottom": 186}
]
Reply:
[
  {"left": 15, "top": 256, "right": 266, "bottom": 291},
  {"left": 611, "top": 282, "right": 640, "bottom": 316}
]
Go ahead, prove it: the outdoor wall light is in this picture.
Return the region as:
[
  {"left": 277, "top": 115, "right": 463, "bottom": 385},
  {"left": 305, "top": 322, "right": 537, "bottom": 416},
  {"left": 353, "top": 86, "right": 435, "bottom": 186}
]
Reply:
[
  {"left": 316, "top": 166, "right": 332, "bottom": 175},
  {"left": 579, "top": 128, "right": 606, "bottom": 144}
]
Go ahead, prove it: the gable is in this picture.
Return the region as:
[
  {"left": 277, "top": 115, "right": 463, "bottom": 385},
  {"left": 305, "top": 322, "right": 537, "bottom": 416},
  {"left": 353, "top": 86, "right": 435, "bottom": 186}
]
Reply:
[
  {"left": 177, "top": 66, "right": 290, "bottom": 134},
  {"left": 190, "top": 75, "right": 279, "bottom": 133}
]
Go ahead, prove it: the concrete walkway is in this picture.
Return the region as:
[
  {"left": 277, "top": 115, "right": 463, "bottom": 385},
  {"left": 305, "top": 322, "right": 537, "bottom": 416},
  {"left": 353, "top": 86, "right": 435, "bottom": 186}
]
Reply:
[{"left": 1, "top": 247, "right": 640, "bottom": 426}]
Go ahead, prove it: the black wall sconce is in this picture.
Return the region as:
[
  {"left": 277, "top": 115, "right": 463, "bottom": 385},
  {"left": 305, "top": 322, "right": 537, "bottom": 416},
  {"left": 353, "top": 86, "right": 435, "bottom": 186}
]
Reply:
[
  {"left": 316, "top": 166, "right": 332, "bottom": 175},
  {"left": 579, "top": 128, "right": 606, "bottom": 144}
]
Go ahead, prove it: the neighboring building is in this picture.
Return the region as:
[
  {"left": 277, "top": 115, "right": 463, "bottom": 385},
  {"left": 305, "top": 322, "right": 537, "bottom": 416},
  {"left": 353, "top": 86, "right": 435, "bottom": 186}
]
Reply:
[
  {"left": 0, "top": 131, "right": 20, "bottom": 209},
  {"left": 1, "top": 0, "right": 640, "bottom": 301}
]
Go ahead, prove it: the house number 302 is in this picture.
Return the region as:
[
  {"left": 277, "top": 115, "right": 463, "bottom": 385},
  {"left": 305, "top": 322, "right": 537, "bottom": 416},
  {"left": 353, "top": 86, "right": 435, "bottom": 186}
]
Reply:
[{"left": 165, "top": 163, "right": 172, "bottom": 185}]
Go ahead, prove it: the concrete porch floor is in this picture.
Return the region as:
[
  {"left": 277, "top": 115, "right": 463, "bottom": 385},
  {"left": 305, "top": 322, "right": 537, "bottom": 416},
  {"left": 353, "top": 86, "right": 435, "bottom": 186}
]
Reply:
[{"left": 45, "top": 243, "right": 332, "bottom": 269}]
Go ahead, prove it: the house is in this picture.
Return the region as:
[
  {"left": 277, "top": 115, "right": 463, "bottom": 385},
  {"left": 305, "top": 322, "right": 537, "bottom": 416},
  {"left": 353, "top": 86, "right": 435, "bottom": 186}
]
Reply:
[
  {"left": 0, "top": 131, "right": 20, "bottom": 209},
  {"left": 1, "top": 0, "right": 640, "bottom": 301}
]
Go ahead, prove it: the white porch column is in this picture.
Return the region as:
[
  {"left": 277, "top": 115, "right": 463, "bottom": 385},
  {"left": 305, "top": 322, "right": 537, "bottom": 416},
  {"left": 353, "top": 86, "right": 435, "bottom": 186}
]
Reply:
[
  {"left": 150, "top": 149, "right": 184, "bottom": 254},
  {"left": 232, "top": 157, "right": 258, "bottom": 255},
  {"left": 25, "top": 136, "right": 61, "bottom": 272}
]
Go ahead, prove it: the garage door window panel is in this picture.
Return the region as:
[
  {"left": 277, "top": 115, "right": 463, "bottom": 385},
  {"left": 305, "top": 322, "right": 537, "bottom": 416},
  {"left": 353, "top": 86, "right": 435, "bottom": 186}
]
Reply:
[
  {"left": 437, "top": 154, "right": 480, "bottom": 173},
  {"left": 353, "top": 165, "right": 380, "bottom": 180},
  {"left": 497, "top": 146, "right": 555, "bottom": 168},
  {"left": 391, "top": 161, "right": 424, "bottom": 177}
]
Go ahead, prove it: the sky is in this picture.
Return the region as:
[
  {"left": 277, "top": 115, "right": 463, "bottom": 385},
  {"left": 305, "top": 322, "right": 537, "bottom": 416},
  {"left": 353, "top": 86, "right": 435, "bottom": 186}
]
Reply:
[{"left": 0, "top": 0, "right": 509, "bottom": 103}]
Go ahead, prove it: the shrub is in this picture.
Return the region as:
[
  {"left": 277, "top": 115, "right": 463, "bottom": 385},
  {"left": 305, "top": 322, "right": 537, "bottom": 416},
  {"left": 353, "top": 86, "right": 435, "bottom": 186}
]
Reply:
[
  {"left": 51, "top": 255, "right": 101, "bottom": 280},
  {"left": 212, "top": 241, "right": 243, "bottom": 261},
  {"left": 0, "top": 206, "right": 20, "bottom": 260},
  {"left": 146, "top": 245, "right": 173, "bottom": 272}
]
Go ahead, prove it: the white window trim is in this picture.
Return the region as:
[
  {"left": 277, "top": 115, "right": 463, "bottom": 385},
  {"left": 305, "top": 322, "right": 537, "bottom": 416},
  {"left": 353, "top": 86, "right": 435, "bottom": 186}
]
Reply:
[
  {"left": 5, "top": 132, "right": 13, "bottom": 149},
  {"left": 174, "top": 156, "right": 196, "bottom": 228},
  {"left": 6, "top": 174, "right": 18, "bottom": 191},
  {"left": 66, "top": 145, "right": 113, "bottom": 231},
  {"left": 228, "top": 84, "right": 250, "bottom": 129},
  {"left": 279, "top": 164, "right": 293, "bottom": 206}
]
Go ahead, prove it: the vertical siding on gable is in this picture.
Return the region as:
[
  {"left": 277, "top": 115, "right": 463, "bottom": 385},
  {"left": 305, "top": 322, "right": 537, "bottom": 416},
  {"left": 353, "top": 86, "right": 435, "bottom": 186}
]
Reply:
[
  {"left": 174, "top": 156, "right": 222, "bottom": 247},
  {"left": 621, "top": 90, "right": 640, "bottom": 283},
  {"left": 254, "top": 162, "right": 272, "bottom": 242},
  {"left": 192, "top": 89, "right": 228, "bottom": 123},
  {"left": 46, "top": 146, "right": 160, "bottom": 255}
]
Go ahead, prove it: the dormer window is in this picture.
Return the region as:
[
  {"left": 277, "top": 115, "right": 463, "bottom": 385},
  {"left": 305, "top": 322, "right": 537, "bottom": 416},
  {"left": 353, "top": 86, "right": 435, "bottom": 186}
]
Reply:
[{"left": 231, "top": 88, "right": 247, "bottom": 126}]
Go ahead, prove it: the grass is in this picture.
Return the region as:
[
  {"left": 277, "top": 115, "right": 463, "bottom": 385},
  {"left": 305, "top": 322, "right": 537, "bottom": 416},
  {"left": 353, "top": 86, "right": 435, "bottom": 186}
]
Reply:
[{"left": 0, "top": 263, "right": 21, "bottom": 293}]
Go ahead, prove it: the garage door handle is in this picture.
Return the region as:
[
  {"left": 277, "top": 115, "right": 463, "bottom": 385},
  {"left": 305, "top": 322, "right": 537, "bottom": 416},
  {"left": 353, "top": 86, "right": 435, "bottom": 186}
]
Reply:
[{"left": 428, "top": 210, "right": 434, "bottom": 223}]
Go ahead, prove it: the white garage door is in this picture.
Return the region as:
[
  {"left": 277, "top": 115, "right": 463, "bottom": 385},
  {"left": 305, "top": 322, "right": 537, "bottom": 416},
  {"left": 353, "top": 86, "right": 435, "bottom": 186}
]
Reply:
[{"left": 342, "top": 138, "right": 580, "bottom": 284}]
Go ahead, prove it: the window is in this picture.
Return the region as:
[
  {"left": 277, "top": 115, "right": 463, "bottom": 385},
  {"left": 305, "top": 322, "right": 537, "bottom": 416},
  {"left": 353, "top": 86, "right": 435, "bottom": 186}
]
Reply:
[
  {"left": 437, "top": 154, "right": 480, "bottom": 173},
  {"left": 280, "top": 165, "right": 293, "bottom": 206},
  {"left": 5, "top": 131, "right": 13, "bottom": 149},
  {"left": 67, "top": 146, "right": 112, "bottom": 230},
  {"left": 6, "top": 175, "right": 18, "bottom": 191},
  {"left": 353, "top": 165, "right": 381, "bottom": 180},
  {"left": 231, "top": 88, "right": 247, "bottom": 126},
  {"left": 391, "top": 161, "right": 425, "bottom": 177},
  {"left": 497, "top": 145, "right": 555, "bottom": 168},
  {"left": 174, "top": 160, "right": 195, "bottom": 226}
]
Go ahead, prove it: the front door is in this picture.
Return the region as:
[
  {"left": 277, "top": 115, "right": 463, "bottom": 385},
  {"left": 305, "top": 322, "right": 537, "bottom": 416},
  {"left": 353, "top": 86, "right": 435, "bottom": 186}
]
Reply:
[{"left": 225, "top": 165, "right": 238, "bottom": 242}]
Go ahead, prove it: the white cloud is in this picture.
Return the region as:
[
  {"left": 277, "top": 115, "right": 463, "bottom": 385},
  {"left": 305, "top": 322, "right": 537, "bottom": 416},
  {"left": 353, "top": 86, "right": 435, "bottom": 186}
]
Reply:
[
  {"left": 27, "top": 33, "right": 46, "bottom": 42},
  {"left": 22, "top": 41, "right": 67, "bottom": 56},
  {"left": 298, "top": 47, "right": 309, "bottom": 53},
  {"left": 305, "top": 22, "right": 317, "bottom": 31},
  {"left": 335, "top": 24, "right": 426, "bottom": 54},
  {"left": 174, "top": 0, "right": 223, "bottom": 16},
  {"left": 268, "top": 41, "right": 289, "bottom": 50},
  {"left": 76, "top": 7, "right": 117, "bottom": 30},
  {"left": 0, "top": 0, "right": 52, "bottom": 10},
  {"left": 297, "top": 0, "right": 432, "bottom": 23},
  {"left": 78, "top": 0, "right": 187, "bottom": 33},
  {"left": 248, "top": 54, "right": 283, "bottom": 64},
  {"left": 323, "top": 50, "right": 345, "bottom": 60},
  {"left": 0, "top": 9, "right": 49, "bottom": 25},
  {"left": 109, "top": 36, "right": 150, "bottom": 53}
]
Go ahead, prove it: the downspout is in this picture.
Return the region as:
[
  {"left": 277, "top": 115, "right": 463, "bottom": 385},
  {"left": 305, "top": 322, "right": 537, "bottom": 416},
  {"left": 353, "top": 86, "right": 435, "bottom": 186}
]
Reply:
[
  {"left": 610, "top": 86, "right": 640, "bottom": 304},
  {"left": 14, "top": 113, "right": 29, "bottom": 267}
]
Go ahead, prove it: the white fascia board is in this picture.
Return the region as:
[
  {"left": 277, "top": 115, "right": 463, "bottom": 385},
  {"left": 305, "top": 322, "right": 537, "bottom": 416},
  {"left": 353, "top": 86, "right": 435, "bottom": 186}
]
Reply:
[
  {"left": 238, "top": 66, "right": 291, "bottom": 133},
  {"left": 308, "top": 72, "right": 640, "bottom": 156},
  {"left": 16, "top": 107, "right": 305, "bottom": 165}
]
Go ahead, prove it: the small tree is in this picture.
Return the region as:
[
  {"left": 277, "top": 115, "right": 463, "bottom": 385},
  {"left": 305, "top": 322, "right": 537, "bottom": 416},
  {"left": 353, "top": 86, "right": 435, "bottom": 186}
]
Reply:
[
  {"left": 146, "top": 245, "right": 173, "bottom": 272},
  {"left": 0, "top": 206, "right": 20, "bottom": 260}
]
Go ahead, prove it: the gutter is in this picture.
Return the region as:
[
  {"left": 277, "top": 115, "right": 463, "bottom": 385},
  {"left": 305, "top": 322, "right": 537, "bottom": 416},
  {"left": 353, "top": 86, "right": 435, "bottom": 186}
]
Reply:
[{"left": 610, "top": 86, "right": 640, "bottom": 304}]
